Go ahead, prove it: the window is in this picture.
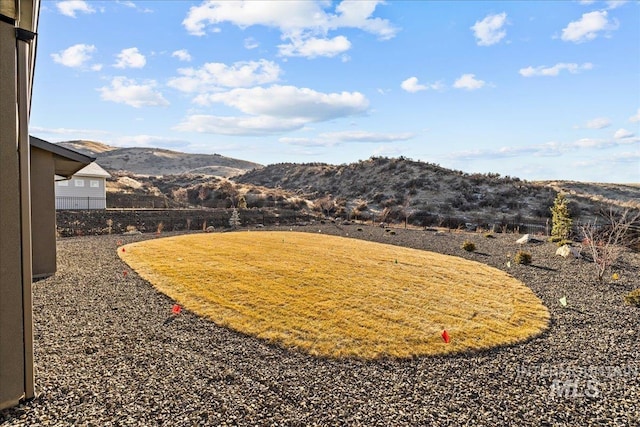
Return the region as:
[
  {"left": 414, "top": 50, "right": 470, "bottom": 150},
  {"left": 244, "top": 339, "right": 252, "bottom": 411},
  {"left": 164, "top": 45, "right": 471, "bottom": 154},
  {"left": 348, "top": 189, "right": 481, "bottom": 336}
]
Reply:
[
  {"left": 57, "top": 180, "right": 69, "bottom": 186},
  {"left": 90, "top": 180, "right": 100, "bottom": 188},
  {"left": 74, "top": 179, "right": 84, "bottom": 187}
]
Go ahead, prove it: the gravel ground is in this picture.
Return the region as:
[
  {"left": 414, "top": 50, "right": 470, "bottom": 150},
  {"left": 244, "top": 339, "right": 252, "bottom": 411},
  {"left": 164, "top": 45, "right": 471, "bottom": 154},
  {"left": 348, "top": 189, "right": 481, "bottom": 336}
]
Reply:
[{"left": 1, "top": 224, "right": 639, "bottom": 426}]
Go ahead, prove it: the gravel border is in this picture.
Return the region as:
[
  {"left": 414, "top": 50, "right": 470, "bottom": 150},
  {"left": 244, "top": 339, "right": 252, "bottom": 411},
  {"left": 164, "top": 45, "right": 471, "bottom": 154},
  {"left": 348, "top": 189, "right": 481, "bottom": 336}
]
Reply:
[{"left": 2, "top": 224, "right": 639, "bottom": 426}]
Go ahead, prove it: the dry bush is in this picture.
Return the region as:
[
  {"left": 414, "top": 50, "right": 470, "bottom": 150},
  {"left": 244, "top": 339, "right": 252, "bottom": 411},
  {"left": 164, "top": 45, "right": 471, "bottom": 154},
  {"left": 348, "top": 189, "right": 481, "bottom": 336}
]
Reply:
[
  {"left": 514, "top": 250, "right": 532, "bottom": 265},
  {"left": 580, "top": 209, "right": 640, "bottom": 281},
  {"left": 461, "top": 240, "right": 476, "bottom": 252}
]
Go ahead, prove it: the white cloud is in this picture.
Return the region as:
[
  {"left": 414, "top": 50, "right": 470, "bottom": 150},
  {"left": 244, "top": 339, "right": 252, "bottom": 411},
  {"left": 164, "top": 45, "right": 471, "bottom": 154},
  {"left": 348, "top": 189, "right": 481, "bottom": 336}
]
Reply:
[
  {"left": 244, "top": 37, "right": 259, "bottom": 50},
  {"left": 56, "top": 0, "right": 95, "bottom": 17},
  {"left": 612, "top": 151, "right": 640, "bottom": 163},
  {"left": 401, "top": 77, "right": 426, "bottom": 93},
  {"left": 30, "top": 126, "right": 109, "bottom": 136},
  {"left": 115, "top": 1, "right": 153, "bottom": 12},
  {"left": 117, "top": 0, "right": 137, "bottom": 8},
  {"left": 183, "top": 0, "right": 396, "bottom": 37},
  {"left": 629, "top": 109, "right": 640, "bottom": 123},
  {"left": 182, "top": 1, "right": 396, "bottom": 59},
  {"left": 561, "top": 10, "right": 617, "bottom": 43},
  {"left": 113, "top": 135, "right": 190, "bottom": 149},
  {"left": 168, "top": 59, "right": 281, "bottom": 93},
  {"left": 578, "top": 0, "right": 596, "bottom": 4},
  {"left": 323, "top": 130, "right": 414, "bottom": 143},
  {"left": 51, "top": 44, "right": 97, "bottom": 68},
  {"left": 613, "top": 128, "right": 634, "bottom": 139},
  {"left": 450, "top": 134, "right": 637, "bottom": 161},
  {"left": 519, "top": 62, "right": 593, "bottom": 77},
  {"left": 471, "top": 12, "right": 507, "bottom": 46},
  {"left": 585, "top": 117, "right": 611, "bottom": 129},
  {"left": 400, "top": 77, "right": 444, "bottom": 93},
  {"left": 196, "top": 85, "right": 368, "bottom": 119},
  {"left": 279, "top": 35, "right": 351, "bottom": 58},
  {"left": 175, "top": 85, "right": 369, "bottom": 136},
  {"left": 171, "top": 49, "right": 192, "bottom": 62},
  {"left": 606, "top": 1, "right": 628, "bottom": 9},
  {"left": 98, "top": 77, "right": 169, "bottom": 108},
  {"left": 174, "top": 115, "right": 308, "bottom": 136},
  {"left": 453, "top": 74, "right": 485, "bottom": 90},
  {"left": 114, "top": 47, "right": 146, "bottom": 69},
  {"left": 281, "top": 130, "right": 414, "bottom": 147}
]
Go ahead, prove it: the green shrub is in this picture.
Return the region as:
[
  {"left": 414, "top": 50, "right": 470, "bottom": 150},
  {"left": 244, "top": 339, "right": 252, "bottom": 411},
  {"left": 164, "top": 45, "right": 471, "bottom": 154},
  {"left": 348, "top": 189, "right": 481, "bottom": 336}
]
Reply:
[
  {"left": 514, "top": 250, "right": 532, "bottom": 265},
  {"left": 625, "top": 289, "right": 640, "bottom": 307},
  {"left": 556, "top": 239, "right": 573, "bottom": 247},
  {"left": 389, "top": 230, "right": 396, "bottom": 235},
  {"left": 484, "top": 232, "right": 495, "bottom": 239},
  {"left": 550, "top": 193, "right": 573, "bottom": 240},
  {"left": 461, "top": 240, "right": 476, "bottom": 252},
  {"left": 549, "top": 236, "right": 563, "bottom": 243}
]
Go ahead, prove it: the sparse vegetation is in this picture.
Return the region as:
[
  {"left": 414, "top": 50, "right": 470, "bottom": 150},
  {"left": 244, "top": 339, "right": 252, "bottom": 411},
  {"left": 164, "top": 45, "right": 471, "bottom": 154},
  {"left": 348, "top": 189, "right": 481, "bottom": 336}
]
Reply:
[
  {"left": 580, "top": 208, "right": 640, "bottom": 281},
  {"left": 625, "top": 289, "right": 640, "bottom": 307},
  {"left": 461, "top": 240, "right": 476, "bottom": 252},
  {"left": 514, "top": 250, "right": 532, "bottom": 265}
]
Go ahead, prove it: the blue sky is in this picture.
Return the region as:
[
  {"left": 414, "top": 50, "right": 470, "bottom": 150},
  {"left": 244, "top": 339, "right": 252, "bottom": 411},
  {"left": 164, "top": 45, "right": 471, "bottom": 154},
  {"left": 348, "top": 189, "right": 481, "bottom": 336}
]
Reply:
[{"left": 30, "top": 0, "right": 639, "bottom": 182}]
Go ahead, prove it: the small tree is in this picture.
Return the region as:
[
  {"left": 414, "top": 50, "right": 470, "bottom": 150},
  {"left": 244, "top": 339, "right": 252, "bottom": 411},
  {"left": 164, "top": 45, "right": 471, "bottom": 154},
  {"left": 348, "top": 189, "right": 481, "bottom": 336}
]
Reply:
[
  {"left": 550, "top": 193, "right": 573, "bottom": 239},
  {"left": 229, "top": 207, "right": 241, "bottom": 228},
  {"left": 237, "top": 195, "right": 247, "bottom": 209},
  {"left": 580, "top": 209, "right": 640, "bottom": 281}
]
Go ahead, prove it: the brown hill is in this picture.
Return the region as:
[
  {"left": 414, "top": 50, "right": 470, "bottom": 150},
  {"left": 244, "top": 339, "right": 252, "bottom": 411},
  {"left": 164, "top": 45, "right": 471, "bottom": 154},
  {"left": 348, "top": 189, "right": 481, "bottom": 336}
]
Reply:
[
  {"left": 57, "top": 139, "right": 635, "bottom": 229},
  {"left": 235, "top": 157, "right": 637, "bottom": 226},
  {"left": 56, "top": 140, "right": 262, "bottom": 177}
]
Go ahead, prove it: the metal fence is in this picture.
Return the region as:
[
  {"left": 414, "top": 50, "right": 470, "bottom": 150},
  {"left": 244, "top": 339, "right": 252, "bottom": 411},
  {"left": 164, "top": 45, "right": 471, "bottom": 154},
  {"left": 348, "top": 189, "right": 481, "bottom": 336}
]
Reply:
[{"left": 55, "top": 196, "right": 106, "bottom": 210}]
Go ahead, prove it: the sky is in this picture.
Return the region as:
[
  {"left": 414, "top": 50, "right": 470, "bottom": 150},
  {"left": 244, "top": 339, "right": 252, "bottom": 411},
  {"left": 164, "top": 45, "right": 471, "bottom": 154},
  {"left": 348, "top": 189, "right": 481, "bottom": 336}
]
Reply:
[{"left": 30, "top": 0, "right": 640, "bottom": 183}]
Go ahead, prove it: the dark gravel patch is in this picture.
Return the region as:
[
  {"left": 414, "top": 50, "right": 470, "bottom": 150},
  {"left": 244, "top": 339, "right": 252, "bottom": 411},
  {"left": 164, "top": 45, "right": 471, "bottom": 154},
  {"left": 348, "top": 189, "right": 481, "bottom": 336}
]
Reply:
[{"left": 2, "top": 224, "right": 639, "bottom": 426}]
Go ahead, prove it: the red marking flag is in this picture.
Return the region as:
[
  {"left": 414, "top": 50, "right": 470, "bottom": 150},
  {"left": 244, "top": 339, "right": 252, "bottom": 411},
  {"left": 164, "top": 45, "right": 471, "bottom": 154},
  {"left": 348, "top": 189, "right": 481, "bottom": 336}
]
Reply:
[
  {"left": 441, "top": 330, "right": 450, "bottom": 343},
  {"left": 121, "top": 247, "right": 126, "bottom": 253},
  {"left": 172, "top": 304, "right": 181, "bottom": 315},
  {"left": 123, "top": 271, "right": 128, "bottom": 278}
]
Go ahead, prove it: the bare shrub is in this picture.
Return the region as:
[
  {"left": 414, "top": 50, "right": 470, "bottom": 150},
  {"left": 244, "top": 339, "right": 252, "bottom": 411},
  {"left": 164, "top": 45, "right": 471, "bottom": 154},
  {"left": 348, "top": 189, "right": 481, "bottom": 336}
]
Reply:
[{"left": 580, "top": 209, "right": 640, "bottom": 281}]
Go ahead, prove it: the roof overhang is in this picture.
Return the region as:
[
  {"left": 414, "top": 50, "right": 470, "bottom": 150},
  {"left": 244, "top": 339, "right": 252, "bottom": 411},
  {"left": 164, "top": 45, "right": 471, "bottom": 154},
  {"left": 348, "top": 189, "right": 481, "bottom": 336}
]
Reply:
[{"left": 30, "top": 136, "right": 95, "bottom": 178}]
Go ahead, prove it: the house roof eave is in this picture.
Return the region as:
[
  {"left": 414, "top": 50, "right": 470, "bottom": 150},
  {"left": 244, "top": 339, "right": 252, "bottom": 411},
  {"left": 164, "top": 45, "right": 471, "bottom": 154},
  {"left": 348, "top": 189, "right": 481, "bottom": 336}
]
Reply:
[{"left": 30, "top": 135, "right": 95, "bottom": 178}]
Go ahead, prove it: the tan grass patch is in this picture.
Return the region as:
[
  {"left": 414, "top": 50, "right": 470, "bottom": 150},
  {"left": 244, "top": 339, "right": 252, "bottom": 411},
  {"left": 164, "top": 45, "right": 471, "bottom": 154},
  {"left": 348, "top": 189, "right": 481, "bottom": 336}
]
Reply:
[{"left": 119, "top": 231, "right": 549, "bottom": 359}]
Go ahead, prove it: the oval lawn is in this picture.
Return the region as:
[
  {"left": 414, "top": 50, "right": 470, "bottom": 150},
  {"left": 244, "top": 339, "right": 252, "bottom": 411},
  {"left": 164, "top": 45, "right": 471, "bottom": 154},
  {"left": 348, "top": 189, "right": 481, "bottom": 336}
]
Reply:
[{"left": 118, "top": 231, "right": 549, "bottom": 359}]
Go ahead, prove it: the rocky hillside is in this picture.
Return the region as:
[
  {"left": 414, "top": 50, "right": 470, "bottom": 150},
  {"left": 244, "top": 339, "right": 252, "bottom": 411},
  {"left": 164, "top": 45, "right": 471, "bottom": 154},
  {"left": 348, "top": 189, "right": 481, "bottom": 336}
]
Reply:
[
  {"left": 540, "top": 181, "right": 640, "bottom": 210},
  {"left": 56, "top": 140, "right": 262, "bottom": 177},
  {"left": 235, "top": 157, "right": 636, "bottom": 225},
  {"left": 235, "top": 157, "right": 555, "bottom": 223},
  {"left": 55, "top": 139, "right": 635, "bottom": 229}
]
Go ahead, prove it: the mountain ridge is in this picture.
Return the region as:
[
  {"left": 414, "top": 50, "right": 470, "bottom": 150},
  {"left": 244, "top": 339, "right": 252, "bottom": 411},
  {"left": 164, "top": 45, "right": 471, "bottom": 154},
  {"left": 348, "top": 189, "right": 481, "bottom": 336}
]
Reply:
[
  {"left": 56, "top": 140, "right": 262, "bottom": 177},
  {"left": 55, "top": 140, "right": 638, "bottom": 225}
]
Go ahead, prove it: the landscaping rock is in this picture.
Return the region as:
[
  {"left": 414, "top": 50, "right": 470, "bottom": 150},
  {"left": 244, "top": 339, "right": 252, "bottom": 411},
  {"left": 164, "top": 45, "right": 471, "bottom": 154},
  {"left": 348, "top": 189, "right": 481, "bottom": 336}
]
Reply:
[
  {"left": 556, "top": 244, "right": 581, "bottom": 258},
  {"left": 2, "top": 226, "right": 638, "bottom": 426}
]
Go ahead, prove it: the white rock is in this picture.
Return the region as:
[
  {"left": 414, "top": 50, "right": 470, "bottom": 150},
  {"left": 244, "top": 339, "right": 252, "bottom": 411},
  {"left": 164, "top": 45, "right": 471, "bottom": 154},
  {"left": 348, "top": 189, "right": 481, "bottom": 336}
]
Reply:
[
  {"left": 556, "top": 245, "right": 571, "bottom": 257},
  {"left": 516, "top": 234, "right": 531, "bottom": 244},
  {"left": 556, "top": 244, "right": 581, "bottom": 258}
]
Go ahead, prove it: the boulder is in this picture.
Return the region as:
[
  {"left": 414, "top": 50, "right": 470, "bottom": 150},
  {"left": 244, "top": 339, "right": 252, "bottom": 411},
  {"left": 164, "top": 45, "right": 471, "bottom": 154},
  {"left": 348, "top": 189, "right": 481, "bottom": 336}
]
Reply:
[
  {"left": 205, "top": 226, "right": 215, "bottom": 233},
  {"left": 516, "top": 234, "right": 531, "bottom": 244},
  {"left": 556, "top": 244, "right": 581, "bottom": 258}
]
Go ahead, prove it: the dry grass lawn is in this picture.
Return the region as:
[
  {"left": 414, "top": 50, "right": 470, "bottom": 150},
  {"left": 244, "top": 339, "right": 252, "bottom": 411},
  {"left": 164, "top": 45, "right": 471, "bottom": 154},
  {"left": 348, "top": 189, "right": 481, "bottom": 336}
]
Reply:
[{"left": 118, "top": 231, "right": 549, "bottom": 359}]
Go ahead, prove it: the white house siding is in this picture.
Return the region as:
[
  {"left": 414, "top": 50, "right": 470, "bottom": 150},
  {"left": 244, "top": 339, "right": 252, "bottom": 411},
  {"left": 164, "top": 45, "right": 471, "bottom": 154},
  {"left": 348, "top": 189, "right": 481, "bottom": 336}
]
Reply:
[{"left": 55, "top": 163, "right": 110, "bottom": 209}]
